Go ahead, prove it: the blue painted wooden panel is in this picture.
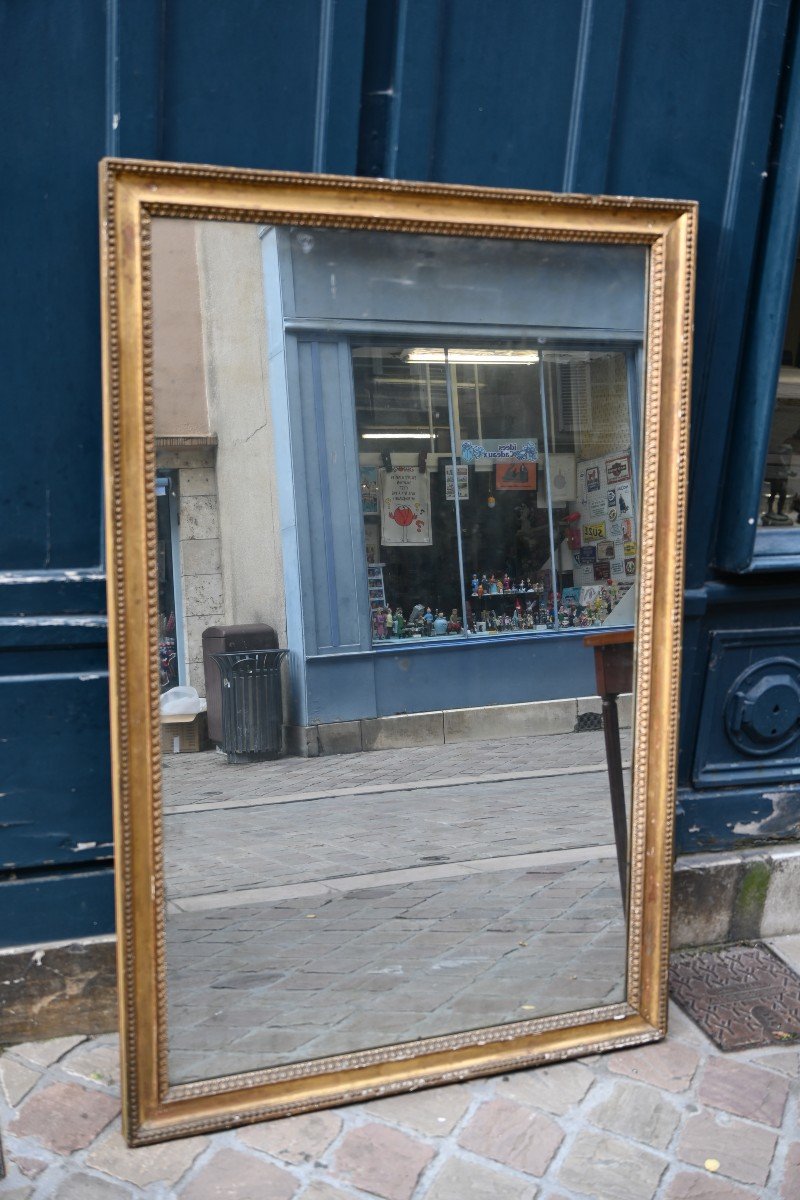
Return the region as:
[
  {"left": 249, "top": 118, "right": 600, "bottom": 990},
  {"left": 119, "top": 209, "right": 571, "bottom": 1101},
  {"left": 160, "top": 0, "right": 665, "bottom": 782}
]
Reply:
[
  {"left": 304, "top": 630, "right": 599, "bottom": 726},
  {"left": 0, "top": 870, "right": 114, "bottom": 946},
  {"left": 114, "top": 0, "right": 368, "bottom": 171},
  {"left": 0, "top": 639, "right": 111, "bottom": 872},
  {"left": 0, "top": 2, "right": 107, "bottom": 572}
]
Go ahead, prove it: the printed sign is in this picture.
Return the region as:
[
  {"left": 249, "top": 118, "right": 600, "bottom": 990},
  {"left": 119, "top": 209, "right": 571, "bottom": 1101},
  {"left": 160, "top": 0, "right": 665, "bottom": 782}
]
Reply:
[
  {"left": 610, "top": 560, "right": 625, "bottom": 578},
  {"left": 586, "top": 466, "right": 600, "bottom": 492},
  {"left": 445, "top": 464, "right": 469, "bottom": 500},
  {"left": 621, "top": 517, "right": 634, "bottom": 540},
  {"left": 380, "top": 466, "right": 432, "bottom": 546},
  {"left": 495, "top": 461, "right": 537, "bottom": 490},
  {"left": 607, "top": 489, "right": 617, "bottom": 507},
  {"left": 625, "top": 557, "right": 636, "bottom": 575},
  {"left": 577, "top": 545, "right": 597, "bottom": 564},
  {"left": 562, "top": 587, "right": 582, "bottom": 606},
  {"left": 596, "top": 539, "right": 616, "bottom": 561},
  {"left": 461, "top": 438, "right": 538, "bottom": 463},
  {"left": 583, "top": 521, "right": 606, "bottom": 542},
  {"left": 605, "top": 453, "right": 631, "bottom": 484},
  {"left": 624, "top": 540, "right": 637, "bottom": 558},
  {"left": 594, "top": 560, "right": 612, "bottom": 580}
]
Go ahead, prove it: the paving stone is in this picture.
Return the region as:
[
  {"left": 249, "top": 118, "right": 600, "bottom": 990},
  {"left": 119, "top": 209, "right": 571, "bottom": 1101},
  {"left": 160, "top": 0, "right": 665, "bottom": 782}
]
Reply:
[
  {"left": 53, "top": 1175, "right": 131, "bottom": 1200},
  {"left": 10, "top": 1155, "right": 48, "bottom": 1179},
  {"left": 238, "top": 1110, "right": 342, "bottom": 1164},
  {"left": 363, "top": 1084, "right": 472, "bottom": 1135},
  {"left": 11, "top": 1035, "right": 86, "bottom": 1068},
  {"left": 697, "top": 1057, "right": 790, "bottom": 1127},
  {"left": 299, "top": 1184, "right": 355, "bottom": 1200},
  {"left": 781, "top": 1141, "right": 800, "bottom": 1200},
  {"left": 606, "top": 1039, "right": 700, "bottom": 1092},
  {"left": 333, "top": 1122, "right": 435, "bottom": 1200},
  {"left": 496, "top": 1061, "right": 595, "bottom": 1115},
  {"left": 662, "top": 1170, "right": 762, "bottom": 1199},
  {"left": 747, "top": 1048, "right": 799, "bottom": 1076},
  {"left": 61, "top": 1042, "right": 120, "bottom": 1089},
  {"left": 86, "top": 1128, "right": 208, "bottom": 1187},
  {"left": 0, "top": 1056, "right": 40, "bottom": 1105},
  {"left": 458, "top": 1098, "right": 563, "bottom": 1177},
  {"left": 676, "top": 1112, "right": 778, "bottom": 1187},
  {"left": 587, "top": 1079, "right": 681, "bottom": 1150},
  {"left": 178, "top": 1147, "right": 297, "bottom": 1200},
  {"left": 0, "top": 1189, "right": 34, "bottom": 1200},
  {"left": 557, "top": 1130, "right": 667, "bottom": 1199},
  {"left": 422, "top": 1154, "right": 538, "bottom": 1199},
  {"left": 11, "top": 1081, "right": 120, "bottom": 1153}
]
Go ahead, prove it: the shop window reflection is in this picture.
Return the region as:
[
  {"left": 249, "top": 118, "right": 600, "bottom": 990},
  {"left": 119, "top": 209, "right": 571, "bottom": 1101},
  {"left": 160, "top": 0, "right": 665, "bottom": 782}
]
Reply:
[
  {"left": 760, "top": 250, "right": 800, "bottom": 528},
  {"left": 353, "top": 343, "right": 638, "bottom": 645}
]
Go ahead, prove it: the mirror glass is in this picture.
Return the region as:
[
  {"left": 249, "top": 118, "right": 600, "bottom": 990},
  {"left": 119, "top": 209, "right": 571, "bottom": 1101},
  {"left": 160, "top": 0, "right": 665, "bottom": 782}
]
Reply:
[{"left": 152, "top": 218, "right": 644, "bottom": 1085}]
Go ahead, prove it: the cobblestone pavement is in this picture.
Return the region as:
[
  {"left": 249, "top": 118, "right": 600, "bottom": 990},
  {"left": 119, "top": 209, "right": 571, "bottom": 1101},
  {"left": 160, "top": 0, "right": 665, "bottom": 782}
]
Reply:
[
  {"left": 161, "top": 731, "right": 630, "bottom": 1081},
  {"left": 166, "top": 857, "right": 626, "bottom": 1082},
  {"left": 2, "top": 967, "right": 799, "bottom": 1199}
]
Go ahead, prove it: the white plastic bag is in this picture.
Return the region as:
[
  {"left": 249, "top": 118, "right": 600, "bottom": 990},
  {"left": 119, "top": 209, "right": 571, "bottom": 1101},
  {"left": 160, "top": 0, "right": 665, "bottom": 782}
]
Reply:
[{"left": 160, "top": 686, "right": 207, "bottom": 715}]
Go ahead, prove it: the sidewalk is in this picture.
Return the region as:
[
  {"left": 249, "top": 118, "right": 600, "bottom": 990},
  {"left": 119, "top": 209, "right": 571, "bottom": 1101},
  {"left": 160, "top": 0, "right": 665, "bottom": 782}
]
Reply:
[{"left": 2, "top": 945, "right": 798, "bottom": 1199}]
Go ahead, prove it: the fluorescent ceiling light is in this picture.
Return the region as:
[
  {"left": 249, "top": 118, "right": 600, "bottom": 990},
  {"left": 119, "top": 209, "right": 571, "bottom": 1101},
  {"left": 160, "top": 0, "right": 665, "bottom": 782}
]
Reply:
[
  {"left": 404, "top": 348, "right": 540, "bottom": 365},
  {"left": 362, "top": 432, "right": 434, "bottom": 440}
]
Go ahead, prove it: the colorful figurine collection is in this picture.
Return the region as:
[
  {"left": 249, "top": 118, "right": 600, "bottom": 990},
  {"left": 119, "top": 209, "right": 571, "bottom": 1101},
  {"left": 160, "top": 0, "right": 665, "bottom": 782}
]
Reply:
[{"left": 371, "top": 579, "right": 630, "bottom": 639}]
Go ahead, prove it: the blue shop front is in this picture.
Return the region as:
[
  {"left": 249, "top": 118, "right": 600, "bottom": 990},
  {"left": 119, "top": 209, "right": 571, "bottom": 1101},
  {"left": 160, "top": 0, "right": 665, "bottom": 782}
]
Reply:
[{"left": 256, "top": 225, "right": 644, "bottom": 746}]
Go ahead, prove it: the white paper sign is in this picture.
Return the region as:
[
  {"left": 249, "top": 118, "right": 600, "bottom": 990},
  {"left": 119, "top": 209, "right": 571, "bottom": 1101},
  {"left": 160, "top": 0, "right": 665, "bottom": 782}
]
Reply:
[
  {"left": 445, "top": 464, "right": 469, "bottom": 500},
  {"left": 380, "top": 466, "right": 432, "bottom": 546}
]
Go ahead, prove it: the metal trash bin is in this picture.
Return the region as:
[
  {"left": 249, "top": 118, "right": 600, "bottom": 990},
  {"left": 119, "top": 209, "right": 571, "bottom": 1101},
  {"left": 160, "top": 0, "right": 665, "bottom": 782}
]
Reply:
[
  {"left": 202, "top": 624, "right": 278, "bottom": 744},
  {"left": 212, "top": 649, "right": 288, "bottom": 763}
]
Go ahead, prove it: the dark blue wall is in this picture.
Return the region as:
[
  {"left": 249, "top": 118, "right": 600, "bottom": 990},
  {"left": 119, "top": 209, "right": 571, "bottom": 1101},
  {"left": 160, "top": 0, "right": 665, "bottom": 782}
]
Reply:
[{"left": 2, "top": 0, "right": 798, "bottom": 946}]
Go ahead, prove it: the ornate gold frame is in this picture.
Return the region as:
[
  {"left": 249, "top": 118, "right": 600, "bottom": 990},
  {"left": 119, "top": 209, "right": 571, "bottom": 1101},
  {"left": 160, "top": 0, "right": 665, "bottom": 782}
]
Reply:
[{"left": 99, "top": 158, "right": 696, "bottom": 1146}]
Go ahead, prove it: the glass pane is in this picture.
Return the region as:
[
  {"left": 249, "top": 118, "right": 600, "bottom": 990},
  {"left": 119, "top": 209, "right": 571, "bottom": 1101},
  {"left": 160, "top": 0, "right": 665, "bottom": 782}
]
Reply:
[{"left": 760, "top": 250, "right": 800, "bottom": 528}]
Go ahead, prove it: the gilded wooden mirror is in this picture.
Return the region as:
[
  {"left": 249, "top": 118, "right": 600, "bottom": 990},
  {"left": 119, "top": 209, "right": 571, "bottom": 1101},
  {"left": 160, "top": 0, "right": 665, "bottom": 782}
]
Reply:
[{"left": 100, "top": 159, "right": 695, "bottom": 1145}]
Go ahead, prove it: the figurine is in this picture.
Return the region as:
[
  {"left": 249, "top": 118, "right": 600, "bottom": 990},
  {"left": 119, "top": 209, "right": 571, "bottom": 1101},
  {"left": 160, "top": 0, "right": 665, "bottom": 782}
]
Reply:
[
  {"left": 489, "top": 574, "right": 499, "bottom": 594},
  {"left": 423, "top": 606, "right": 434, "bottom": 633},
  {"left": 511, "top": 608, "right": 520, "bottom": 629},
  {"left": 503, "top": 573, "right": 511, "bottom": 592},
  {"left": 394, "top": 607, "right": 405, "bottom": 637},
  {"left": 448, "top": 608, "right": 462, "bottom": 633},
  {"left": 433, "top": 610, "right": 448, "bottom": 636},
  {"left": 471, "top": 573, "right": 480, "bottom": 594},
  {"left": 408, "top": 602, "right": 425, "bottom": 627},
  {"left": 374, "top": 607, "right": 387, "bottom": 639},
  {"left": 386, "top": 608, "right": 394, "bottom": 635},
  {"left": 477, "top": 582, "right": 484, "bottom": 598}
]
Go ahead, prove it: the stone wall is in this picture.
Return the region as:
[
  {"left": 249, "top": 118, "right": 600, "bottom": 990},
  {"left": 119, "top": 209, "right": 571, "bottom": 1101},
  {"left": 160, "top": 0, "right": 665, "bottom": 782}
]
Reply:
[{"left": 156, "top": 445, "right": 224, "bottom": 696}]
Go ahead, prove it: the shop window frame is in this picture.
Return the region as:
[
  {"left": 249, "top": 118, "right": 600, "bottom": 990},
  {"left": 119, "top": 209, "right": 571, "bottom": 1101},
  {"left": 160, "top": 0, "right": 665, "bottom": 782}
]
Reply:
[{"left": 346, "top": 333, "right": 642, "bottom": 650}]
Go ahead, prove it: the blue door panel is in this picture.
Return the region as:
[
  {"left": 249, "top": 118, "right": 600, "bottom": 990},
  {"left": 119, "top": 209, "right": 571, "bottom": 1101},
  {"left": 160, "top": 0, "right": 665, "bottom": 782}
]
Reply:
[
  {"left": 1, "top": 665, "right": 112, "bottom": 871},
  {"left": 0, "top": 870, "right": 115, "bottom": 946},
  {"left": 0, "top": 2, "right": 107, "bottom": 571}
]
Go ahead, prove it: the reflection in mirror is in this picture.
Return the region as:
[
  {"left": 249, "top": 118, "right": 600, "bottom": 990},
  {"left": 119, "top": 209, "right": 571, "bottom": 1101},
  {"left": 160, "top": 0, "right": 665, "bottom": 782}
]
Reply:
[
  {"left": 152, "top": 218, "right": 643, "bottom": 1085},
  {"left": 760, "top": 246, "right": 800, "bottom": 528}
]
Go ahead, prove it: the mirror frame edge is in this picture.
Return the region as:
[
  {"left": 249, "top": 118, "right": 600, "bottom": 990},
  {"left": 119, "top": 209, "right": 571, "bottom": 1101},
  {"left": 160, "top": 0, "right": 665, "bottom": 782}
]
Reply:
[{"left": 99, "top": 157, "right": 697, "bottom": 1146}]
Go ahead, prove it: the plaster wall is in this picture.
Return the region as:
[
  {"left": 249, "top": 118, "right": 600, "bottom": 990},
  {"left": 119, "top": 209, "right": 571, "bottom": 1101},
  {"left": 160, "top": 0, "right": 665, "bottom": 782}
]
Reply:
[
  {"left": 151, "top": 219, "right": 210, "bottom": 437},
  {"left": 196, "top": 222, "right": 286, "bottom": 646}
]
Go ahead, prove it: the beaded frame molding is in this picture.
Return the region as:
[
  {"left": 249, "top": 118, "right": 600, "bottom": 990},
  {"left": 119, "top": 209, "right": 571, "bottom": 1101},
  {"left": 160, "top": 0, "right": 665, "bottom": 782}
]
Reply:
[{"left": 99, "top": 158, "right": 696, "bottom": 1145}]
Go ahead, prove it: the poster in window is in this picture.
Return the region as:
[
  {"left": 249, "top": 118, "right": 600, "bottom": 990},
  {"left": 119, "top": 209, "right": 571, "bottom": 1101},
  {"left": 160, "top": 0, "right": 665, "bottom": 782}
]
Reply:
[
  {"left": 605, "top": 453, "right": 631, "bottom": 484},
  {"left": 445, "top": 464, "right": 469, "bottom": 500},
  {"left": 380, "top": 466, "right": 432, "bottom": 546},
  {"left": 495, "top": 461, "right": 537, "bottom": 490}
]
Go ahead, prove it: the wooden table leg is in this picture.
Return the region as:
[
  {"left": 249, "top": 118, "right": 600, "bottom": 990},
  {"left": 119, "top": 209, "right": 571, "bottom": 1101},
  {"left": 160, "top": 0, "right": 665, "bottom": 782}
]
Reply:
[{"left": 602, "top": 692, "right": 628, "bottom": 910}]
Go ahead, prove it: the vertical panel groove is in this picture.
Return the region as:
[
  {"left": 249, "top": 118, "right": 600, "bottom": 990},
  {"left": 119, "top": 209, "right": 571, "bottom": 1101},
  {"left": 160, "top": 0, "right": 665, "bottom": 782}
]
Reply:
[{"left": 562, "top": 0, "right": 594, "bottom": 193}]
